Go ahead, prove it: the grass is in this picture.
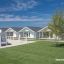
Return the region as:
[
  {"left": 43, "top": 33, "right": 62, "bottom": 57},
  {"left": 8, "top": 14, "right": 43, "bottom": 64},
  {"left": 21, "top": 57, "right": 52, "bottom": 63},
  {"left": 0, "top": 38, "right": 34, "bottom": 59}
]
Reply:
[{"left": 0, "top": 40, "right": 64, "bottom": 64}]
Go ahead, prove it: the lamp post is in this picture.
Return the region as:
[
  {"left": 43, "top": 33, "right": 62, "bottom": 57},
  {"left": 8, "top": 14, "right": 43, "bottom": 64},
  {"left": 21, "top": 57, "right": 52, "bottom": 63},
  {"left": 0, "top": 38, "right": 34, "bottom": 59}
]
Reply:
[
  {"left": 0, "top": 30, "right": 2, "bottom": 46},
  {"left": 25, "top": 30, "right": 29, "bottom": 43}
]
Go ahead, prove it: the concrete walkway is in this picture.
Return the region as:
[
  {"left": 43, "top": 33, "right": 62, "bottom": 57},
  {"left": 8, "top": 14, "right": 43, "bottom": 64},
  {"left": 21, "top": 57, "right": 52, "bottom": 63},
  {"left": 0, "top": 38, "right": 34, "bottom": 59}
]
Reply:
[{"left": 0, "top": 41, "right": 35, "bottom": 48}]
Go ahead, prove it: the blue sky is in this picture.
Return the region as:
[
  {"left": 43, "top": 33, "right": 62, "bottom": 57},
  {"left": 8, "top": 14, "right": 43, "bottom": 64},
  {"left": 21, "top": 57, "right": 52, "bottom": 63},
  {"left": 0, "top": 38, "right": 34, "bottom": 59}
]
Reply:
[{"left": 0, "top": 0, "right": 64, "bottom": 27}]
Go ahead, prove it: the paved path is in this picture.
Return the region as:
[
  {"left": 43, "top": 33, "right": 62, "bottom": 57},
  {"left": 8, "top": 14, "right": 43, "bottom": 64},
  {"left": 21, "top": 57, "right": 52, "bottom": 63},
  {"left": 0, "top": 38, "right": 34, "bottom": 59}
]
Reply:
[{"left": 0, "top": 41, "right": 35, "bottom": 48}]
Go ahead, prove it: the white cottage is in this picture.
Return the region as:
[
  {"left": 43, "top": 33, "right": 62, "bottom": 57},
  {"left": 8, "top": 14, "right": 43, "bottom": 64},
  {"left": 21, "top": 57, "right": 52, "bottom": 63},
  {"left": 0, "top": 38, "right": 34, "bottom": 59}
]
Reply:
[
  {"left": 5, "top": 28, "right": 18, "bottom": 40},
  {"left": 38, "top": 26, "right": 56, "bottom": 39},
  {"left": 19, "top": 27, "right": 41, "bottom": 40},
  {"left": 3, "top": 27, "right": 21, "bottom": 43}
]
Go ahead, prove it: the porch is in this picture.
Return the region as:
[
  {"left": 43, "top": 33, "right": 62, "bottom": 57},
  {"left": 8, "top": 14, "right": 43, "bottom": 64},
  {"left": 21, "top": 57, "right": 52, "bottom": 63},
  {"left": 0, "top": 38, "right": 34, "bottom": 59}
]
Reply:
[{"left": 38, "top": 31, "right": 55, "bottom": 39}]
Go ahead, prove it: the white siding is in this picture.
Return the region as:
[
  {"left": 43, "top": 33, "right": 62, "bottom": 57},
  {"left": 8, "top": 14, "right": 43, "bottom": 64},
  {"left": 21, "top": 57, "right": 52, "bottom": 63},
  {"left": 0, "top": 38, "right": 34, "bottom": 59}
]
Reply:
[
  {"left": 5, "top": 28, "right": 19, "bottom": 38},
  {"left": 19, "top": 27, "right": 35, "bottom": 38},
  {"left": 13, "top": 32, "right": 17, "bottom": 37},
  {"left": 30, "top": 31, "right": 35, "bottom": 38}
]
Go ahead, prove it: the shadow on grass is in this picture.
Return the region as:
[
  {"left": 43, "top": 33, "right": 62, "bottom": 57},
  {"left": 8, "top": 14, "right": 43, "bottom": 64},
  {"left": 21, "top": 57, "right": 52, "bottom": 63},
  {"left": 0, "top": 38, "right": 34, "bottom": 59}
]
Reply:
[{"left": 51, "top": 42, "right": 64, "bottom": 47}]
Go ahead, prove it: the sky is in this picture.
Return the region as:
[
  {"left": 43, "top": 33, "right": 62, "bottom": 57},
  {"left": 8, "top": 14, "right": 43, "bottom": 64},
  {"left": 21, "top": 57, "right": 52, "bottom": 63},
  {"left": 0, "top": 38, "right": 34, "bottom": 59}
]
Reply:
[{"left": 0, "top": 0, "right": 64, "bottom": 27}]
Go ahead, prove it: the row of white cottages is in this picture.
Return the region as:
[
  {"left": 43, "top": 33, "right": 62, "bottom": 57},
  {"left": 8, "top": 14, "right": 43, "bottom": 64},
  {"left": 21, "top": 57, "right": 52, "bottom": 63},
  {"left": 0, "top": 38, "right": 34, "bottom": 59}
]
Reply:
[{"left": 0, "top": 26, "right": 56, "bottom": 44}]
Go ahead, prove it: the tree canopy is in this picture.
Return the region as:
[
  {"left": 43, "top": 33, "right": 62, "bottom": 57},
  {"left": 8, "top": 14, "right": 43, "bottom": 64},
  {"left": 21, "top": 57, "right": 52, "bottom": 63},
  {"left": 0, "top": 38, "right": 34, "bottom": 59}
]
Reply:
[{"left": 48, "top": 11, "right": 64, "bottom": 39}]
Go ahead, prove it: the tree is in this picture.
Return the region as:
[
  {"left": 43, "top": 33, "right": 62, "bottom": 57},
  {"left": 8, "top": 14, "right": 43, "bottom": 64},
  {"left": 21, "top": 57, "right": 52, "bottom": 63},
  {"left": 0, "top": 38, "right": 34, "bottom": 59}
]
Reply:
[{"left": 48, "top": 11, "right": 64, "bottom": 40}]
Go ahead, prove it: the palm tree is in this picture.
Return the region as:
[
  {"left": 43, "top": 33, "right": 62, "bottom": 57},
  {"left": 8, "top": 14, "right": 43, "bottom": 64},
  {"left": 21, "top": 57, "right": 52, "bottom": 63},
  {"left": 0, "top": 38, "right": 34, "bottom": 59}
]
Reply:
[{"left": 48, "top": 11, "right": 64, "bottom": 41}]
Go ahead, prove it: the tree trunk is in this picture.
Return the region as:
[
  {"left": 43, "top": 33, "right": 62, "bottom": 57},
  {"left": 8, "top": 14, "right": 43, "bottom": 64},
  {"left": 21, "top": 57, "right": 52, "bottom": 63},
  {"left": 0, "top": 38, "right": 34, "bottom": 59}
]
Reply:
[{"left": 55, "top": 35, "right": 59, "bottom": 45}]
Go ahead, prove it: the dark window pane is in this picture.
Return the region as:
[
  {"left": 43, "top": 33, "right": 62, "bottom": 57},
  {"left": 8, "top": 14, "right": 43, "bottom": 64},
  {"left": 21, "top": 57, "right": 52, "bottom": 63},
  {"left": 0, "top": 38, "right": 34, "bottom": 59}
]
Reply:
[{"left": 7, "top": 32, "right": 13, "bottom": 36}]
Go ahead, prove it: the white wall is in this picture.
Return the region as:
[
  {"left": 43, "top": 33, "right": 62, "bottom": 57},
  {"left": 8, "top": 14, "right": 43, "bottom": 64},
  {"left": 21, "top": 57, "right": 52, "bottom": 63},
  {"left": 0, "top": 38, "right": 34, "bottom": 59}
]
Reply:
[
  {"left": 13, "top": 32, "right": 18, "bottom": 37},
  {"left": 29, "top": 31, "right": 36, "bottom": 38},
  {"left": 5, "top": 28, "right": 18, "bottom": 37}
]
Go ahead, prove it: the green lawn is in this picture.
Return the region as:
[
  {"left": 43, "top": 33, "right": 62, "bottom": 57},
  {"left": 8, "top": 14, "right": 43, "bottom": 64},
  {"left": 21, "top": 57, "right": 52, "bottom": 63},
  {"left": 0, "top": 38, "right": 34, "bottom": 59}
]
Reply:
[{"left": 0, "top": 41, "right": 64, "bottom": 64}]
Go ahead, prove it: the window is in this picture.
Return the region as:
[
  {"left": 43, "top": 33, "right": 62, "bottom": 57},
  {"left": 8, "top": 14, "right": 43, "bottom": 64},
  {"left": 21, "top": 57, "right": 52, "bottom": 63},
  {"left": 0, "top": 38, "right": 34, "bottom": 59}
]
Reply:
[
  {"left": 7, "top": 32, "right": 13, "bottom": 36},
  {"left": 24, "top": 32, "right": 28, "bottom": 37}
]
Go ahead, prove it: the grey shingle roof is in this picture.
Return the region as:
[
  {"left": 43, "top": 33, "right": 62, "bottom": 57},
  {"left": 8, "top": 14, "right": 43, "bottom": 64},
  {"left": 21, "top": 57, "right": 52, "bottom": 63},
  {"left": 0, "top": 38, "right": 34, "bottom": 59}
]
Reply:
[
  {"left": 11, "top": 27, "right": 22, "bottom": 31},
  {"left": 0, "top": 27, "right": 41, "bottom": 32},
  {"left": 27, "top": 26, "right": 41, "bottom": 32},
  {"left": 0, "top": 28, "right": 8, "bottom": 32}
]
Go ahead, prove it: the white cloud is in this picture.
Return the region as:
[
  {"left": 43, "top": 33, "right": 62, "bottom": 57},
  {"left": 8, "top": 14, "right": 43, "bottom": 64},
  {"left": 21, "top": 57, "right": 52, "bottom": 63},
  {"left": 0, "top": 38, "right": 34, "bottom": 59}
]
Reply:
[
  {"left": 14, "top": 0, "right": 38, "bottom": 10},
  {"left": 0, "top": 14, "right": 14, "bottom": 18},
  {"left": 0, "top": 0, "right": 38, "bottom": 12},
  {"left": 0, "top": 14, "right": 51, "bottom": 22},
  {"left": 0, "top": 18, "right": 51, "bottom": 21}
]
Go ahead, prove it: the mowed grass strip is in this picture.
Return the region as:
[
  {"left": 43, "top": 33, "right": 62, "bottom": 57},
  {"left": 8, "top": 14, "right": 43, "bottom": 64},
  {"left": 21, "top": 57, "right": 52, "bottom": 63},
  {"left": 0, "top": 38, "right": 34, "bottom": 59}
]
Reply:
[{"left": 0, "top": 41, "right": 64, "bottom": 64}]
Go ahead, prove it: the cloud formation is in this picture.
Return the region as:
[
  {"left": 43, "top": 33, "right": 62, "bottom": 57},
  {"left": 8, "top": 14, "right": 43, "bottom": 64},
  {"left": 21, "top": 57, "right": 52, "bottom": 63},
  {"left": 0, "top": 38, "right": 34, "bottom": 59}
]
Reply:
[
  {"left": 0, "top": 14, "right": 51, "bottom": 21},
  {"left": 0, "top": 0, "right": 38, "bottom": 12}
]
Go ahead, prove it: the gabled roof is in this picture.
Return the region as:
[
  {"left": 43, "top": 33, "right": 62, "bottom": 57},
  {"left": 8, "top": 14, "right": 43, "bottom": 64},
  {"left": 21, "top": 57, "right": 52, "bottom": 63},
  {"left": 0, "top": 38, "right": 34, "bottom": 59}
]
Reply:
[
  {"left": 0, "top": 26, "right": 41, "bottom": 32},
  {"left": 38, "top": 26, "right": 48, "bottom": 32},
  {"left": 10, "top": 27, "right": 23, "bottom": 32},
  {"left": 19, "top": 26, "right": 41, "bottom": 32},
  {"left": 0, "top": 27, "right": 8, "bottom": 32},
  {"left": 0, "top": 27, "right": 22, "bottom": 32},
  {"left": 28, "top": 26, "right": 41, "bottom": 32}
]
